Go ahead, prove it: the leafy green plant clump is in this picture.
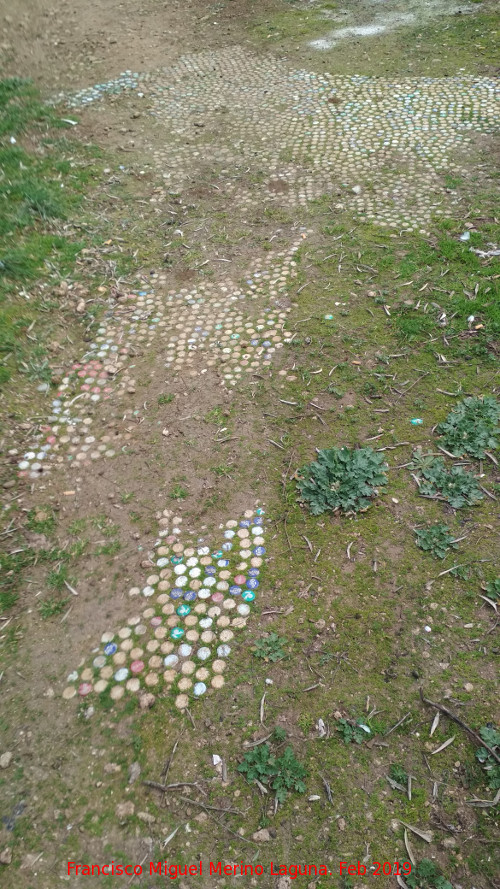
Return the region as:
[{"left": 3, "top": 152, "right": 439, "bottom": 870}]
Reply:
[
  {"left": 253, "top": 632, "right": 287, "bottom": 662},
  {"left": 297, "top": 446, "right": 388, "bottom": 515},
  {"left": 26, "top": 508, "right": 56, "bottom": 535},
  {"left": 272, "top": 726, "right": 287, "bottom": 743},
  {"left": 238, "top": 742, "right": 307, "bottom": 803},
  {"left": 436, "top": 396, "right": 500, "bottom": 459},
  {"left": 389, "top": 763, "right": 408, "bottom": 785},
  {"left": 337, "top": 718, "right": 372, "bottom": 745},
  {"left": 482, "top": 578, "right": 500, "bottom": 602},
  {"left": 406, "top": 858, "right": 452, "bottom": 889},
  {"left": 410, "top": 450, "right": 483, "bottom": 508},
  {"left": 39, "top": 596, "right": 68, "bottom": 619},
  {"left": 414, "top": 524, "right": 458, "bottom": 560},
  {"left": 476, "top": 725, "right": 500, "bottom": 791}
]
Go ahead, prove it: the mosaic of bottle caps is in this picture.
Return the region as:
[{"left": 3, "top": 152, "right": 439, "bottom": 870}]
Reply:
[
  {"left": 62, "top": 46, "right": 499, "bottom": 233},
  {"left": 13, "top": 240, "right": 303, "bottom": 480},
  {"left": 63, "top": 507, "right": 267, "bottom": 710}
]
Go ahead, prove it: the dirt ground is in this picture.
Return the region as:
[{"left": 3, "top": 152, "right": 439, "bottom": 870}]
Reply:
[
  {"left": 0, "top": 1, "right": 499, "bottom": 888},
  {"left": 0, "top": 0, "right": 267, "bottom": 89}
]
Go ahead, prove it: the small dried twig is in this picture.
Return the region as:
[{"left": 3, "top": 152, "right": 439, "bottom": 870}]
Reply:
[
  {"left": 420, "top": 689, "right": 500, "bottom": 764},
  {"left": 430, "top": 713, "right": 440, "bottom": 737},
  {"left": 438, "top": 559, "right": 491, "bottom": 577},
  {"left": 309, "top": 400, "right": 328, "bottom": 411},
  {"left": 479, "top": 484, "right": 497, "bottom": 501},
  {"left": 282, "top": 450, "right": 295, "bottom": 496},
  {"left": 242, "top": 732, "right": 273, "bottom": 748},
  {"left": 128, "top": 854, "right": 149, "bottom": 886},
  {"left": 163, "top": 824, "right": 181, "bottom": 847},
  {"left": 384, "top": 712, "right": 411, "bottom": 737},
  {"left": 60, "top": 606, "right": 72, "bottom": 623},
  {"left": 387, "top": 776, "right": 406, "bottom": 792},
  {"left": 395, "top": 372, "right": 429, "bottom": 401},
  {"left": 144, "top": 785, "right": 243, "bottom": 816},
  {"left": 161, "top": 738, "right": 179, "bottom": 780},
  {"left": 431, "top": 736, "right": 455, "bottom": 755},
  {"left": 283, "top": 515, "right": 292, "bottom": 552},
  {"left": 479, "top": 595, "right": 497, "bottom": 612},
  {"left": 400, "top": 821, "right": 433, "bottom": 843},
  {"left": 143, "top": 780, "right": 199, "bottom": 792},
  {"left": 376, "top": 441, "right": 410, "bottom": 451},
  {"left": 320, "top": 774, "right": 333, "bottom": 805},
  {"left": 64, "top": 579, "right": 78, "bottom": 596},
  {"left": 466, "top": 788, "right": 500, "bottom": 808},
  {"left": 437, "top": 444, "right": 459, "bottom": 459},
  {"left": 260, "top": 693, "right": 266, "bottom": 725},
  {"left": 404, "top": 830, "right": 416, "bottom": 866}
]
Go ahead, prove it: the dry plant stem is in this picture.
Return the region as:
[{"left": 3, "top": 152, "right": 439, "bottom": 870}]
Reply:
[
  {"left": 419, "top": 689, "right": 500, "bottom": 764},
  {"left": 161, "top": 738, "right": 179, "bottom": 780},
  {"left": 143, "top": 780, "right": 200, "bottom": 792}
]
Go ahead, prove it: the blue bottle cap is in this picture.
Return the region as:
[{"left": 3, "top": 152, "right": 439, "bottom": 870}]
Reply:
[
  {"left": 229, "top": 585, "right": 242, "bottom": 596},
  {"left": 170, "top": 588, "right": 183, "bottom": 599},
  {"left": 104, "top": 642, "right": 117, "bottom": 656},
  {"left": 253, "top": 546, "right": 266, "bottom": 556},
  {"left": 205, "top": 565, "right": 216, "bottom": 576},
  {"left": 246, "top": 577, "right": 259, "bottom": 590},
  {"left": 248, "top": 568, "right": 260, "bottom": 577},
  {"left": 184, "top": 590, "right": 197, "bottom": 602}
]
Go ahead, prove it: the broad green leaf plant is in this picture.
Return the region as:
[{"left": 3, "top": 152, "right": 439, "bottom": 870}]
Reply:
[{"left": 297, "top": 446, "right": 388, "bottom": 516}]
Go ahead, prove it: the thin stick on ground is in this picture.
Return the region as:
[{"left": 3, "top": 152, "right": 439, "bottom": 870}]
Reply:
[
  {"left": 206, "top": 809, "right": 257, "bottom": 845},
  {"left": 419, "top": 689, "right": 500, "bottom": 764},
  {"left": 144, "top": 782, "right": 243, "bottom": 815},
  {"left": 175, "top": 795, "right": 243, "bottom": 816},
  {"left": 282, "top": 450, "right": 295, "bottom": 496},
  {"left": 161, "top": 738, "right": 179, "bottom": 780},
  {"left": 383, "top": 712, "right": 411, "bottom": 737},
  {"left": 143, "top": 780, "right": 200, "bottom": 792}
]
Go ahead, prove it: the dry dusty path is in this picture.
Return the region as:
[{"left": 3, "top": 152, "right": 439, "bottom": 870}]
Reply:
[{"left": 0, "top": 1, "right": 499, "bottom": 887}]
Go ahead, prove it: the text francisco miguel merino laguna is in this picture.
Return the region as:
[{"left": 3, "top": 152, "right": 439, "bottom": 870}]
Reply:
[{"left": 67, "top": 860, "right": 345, "bottom": 879}]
